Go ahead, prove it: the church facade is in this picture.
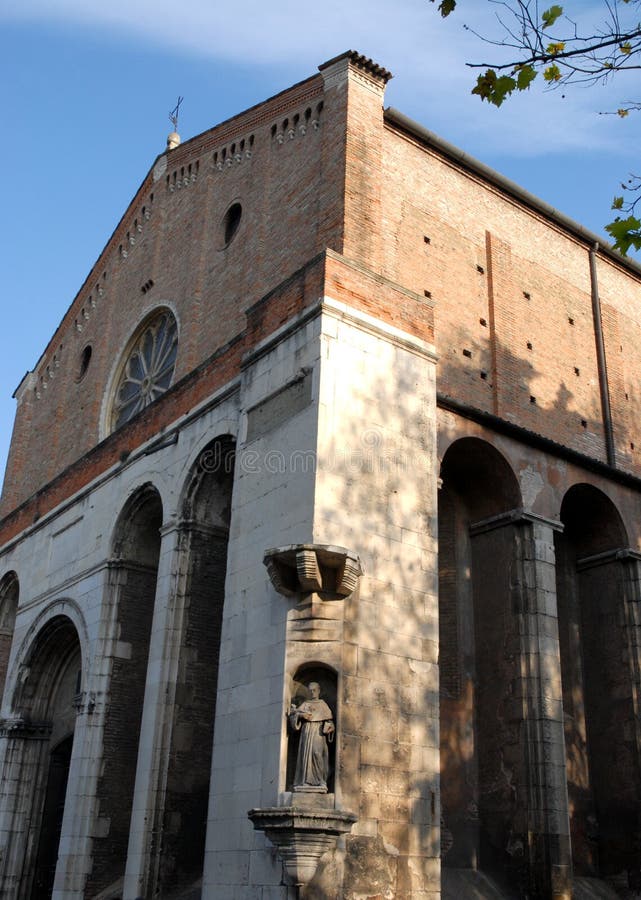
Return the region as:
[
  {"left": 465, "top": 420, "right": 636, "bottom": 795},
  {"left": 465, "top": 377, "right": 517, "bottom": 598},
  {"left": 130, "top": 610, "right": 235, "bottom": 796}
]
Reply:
[{"left": 0, "top": 51, "right": 640, "bottom": 899}]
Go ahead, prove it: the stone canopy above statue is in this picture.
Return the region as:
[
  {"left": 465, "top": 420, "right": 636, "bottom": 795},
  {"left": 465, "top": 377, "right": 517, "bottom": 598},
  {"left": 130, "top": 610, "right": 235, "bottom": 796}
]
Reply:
[{"left": 263, "top": 544, "right": 363, "bottom": 600}]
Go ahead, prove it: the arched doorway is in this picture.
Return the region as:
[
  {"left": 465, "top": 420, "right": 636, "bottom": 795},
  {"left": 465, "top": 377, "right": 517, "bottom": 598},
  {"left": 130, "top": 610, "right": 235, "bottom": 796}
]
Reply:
[
  {"left": 31, "top": 735, "right": 73, "bottom": 899},
  {"left": 85, "top": 485, "right": 162, "bottom": 896},
  {"left": 149, "top": 436, "right": 235, "bottom": 893},
  {"left": 438, "top": 438, "right": 524, "bottom": 892},
  {"left": 0, "top": 614, "right": 82, "bottom": 899},
  {"left": 556, "top": 485, "right": 641, "bottom": 888}
]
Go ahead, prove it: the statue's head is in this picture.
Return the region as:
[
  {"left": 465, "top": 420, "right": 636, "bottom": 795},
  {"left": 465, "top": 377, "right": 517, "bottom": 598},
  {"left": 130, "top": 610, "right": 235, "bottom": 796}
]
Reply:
[{"left": 308, "top": 682, "right": 321, "bottom": 699}]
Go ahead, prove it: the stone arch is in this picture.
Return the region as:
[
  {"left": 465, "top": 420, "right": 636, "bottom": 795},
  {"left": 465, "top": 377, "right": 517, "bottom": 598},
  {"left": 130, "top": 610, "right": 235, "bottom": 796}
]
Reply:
[
  {"left": 181, "top": 434, "right": 235, "bottom": 527},
  {"left": 0, "top": 613, "right": 82, "bottom": 900},
  {"left": 438, "top": 436, "right": 521, "bottom": 519},
  {"left": 145, "top": 434, "right": 235, "bottom": 894},
  {"left": 86, "top": 484, "right": 163, "bottom": 897},
  {"left": 12, "top": 614, "right": 82, "bottom": 722},
  {"left": 6, "top": 598, "right": 88, "bottom": 712},
  {"left": 555, "top": 484, "right": 639, "bottom": 886},
  {"left": 111, "top": 481, "right": 164, "bottom": 561},
  {"left": 0, "top": 572, "right": 19, "bottom": 704},
  {"left": 438, "top": 437, "right": 526, "bottom": 892}
]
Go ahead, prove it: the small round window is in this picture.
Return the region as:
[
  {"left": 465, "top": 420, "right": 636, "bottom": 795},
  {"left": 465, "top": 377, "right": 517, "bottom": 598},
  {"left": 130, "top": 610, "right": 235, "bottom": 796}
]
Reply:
[
  {"left": 110, "top": 310, "right": 178, "bottom": 432},
  {"left": 222, "top": 202, "right": 242, "bottom": 247}
]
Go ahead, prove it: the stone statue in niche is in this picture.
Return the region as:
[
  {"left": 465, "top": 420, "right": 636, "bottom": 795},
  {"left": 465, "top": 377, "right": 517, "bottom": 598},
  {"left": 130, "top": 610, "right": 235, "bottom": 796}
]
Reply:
[{"left": 288, "top": 682, "right": 335, "bottom": 792}]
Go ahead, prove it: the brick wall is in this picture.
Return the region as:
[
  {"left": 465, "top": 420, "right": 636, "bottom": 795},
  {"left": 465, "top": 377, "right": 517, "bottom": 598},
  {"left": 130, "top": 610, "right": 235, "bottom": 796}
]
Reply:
[
  {"left": 1, "top": 72, "right": 334, "bottom": 514},
  {"left": 381, "top": 121, "right": 641, "bottom": 471},
  {"left": 6, "top": 51, "right": 641, "bottom": 541}
]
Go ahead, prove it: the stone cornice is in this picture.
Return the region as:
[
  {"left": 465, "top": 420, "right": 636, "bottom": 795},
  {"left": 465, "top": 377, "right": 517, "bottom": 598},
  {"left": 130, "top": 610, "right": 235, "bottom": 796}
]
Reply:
[
  {"left": 0, "top": 718, "right": 52, "bottom": 741},
  {"left": 577, "top": 547, "right": 641, "bottom": 571},
  {"left": 470, "top": 508, "right": 563, "bottom": 536}
]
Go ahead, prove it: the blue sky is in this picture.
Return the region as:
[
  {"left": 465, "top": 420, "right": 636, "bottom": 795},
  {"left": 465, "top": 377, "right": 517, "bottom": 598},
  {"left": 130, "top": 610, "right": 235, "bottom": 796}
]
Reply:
[{"left": 1, "top": 0, "right": 640, "bottom": 495}]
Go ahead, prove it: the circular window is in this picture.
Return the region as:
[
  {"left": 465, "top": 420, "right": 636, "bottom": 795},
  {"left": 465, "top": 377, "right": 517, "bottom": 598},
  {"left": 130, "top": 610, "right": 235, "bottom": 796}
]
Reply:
[
  {"left": 221, "top": 202, "right": 242, "bottom": 247},
  {"left": 111, "top": 310, "right": 178, "bottom": 431}
]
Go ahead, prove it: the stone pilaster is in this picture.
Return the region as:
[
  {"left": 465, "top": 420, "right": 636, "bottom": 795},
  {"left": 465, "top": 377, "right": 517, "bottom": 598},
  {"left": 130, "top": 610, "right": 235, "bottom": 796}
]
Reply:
[
  {"left": 51, "top": 698, "right": 103, "bottom": 899},
  {"left": 471, "top": 509, "right": 571, "bottom": 899},
  {"left": 0, "top": 719, "right": 51, "bottom": 899},
  {"left": 517, "top": 514, "right": 572, "bottom": 900},
  {"left": 122, "top": 519, "right": 187, "bottom": 899}
]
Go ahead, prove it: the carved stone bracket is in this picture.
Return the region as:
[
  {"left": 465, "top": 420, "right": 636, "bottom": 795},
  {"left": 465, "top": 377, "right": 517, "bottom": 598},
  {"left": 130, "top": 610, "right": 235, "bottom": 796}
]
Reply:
[
  {"left": 264, "top": 544, "right": 363, "bottom": 600},
  {"left": 0, "top": 717, "right": 52, "bottom": 741},
  {"left": 248, "top": 806, "right": 357, "bottom": 885}
]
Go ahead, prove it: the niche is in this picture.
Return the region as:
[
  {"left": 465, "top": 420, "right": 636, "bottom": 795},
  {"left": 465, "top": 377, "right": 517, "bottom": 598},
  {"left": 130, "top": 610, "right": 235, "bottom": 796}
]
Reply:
[{"left": 287, "top": 664, "right": 337, "bottom": 795}]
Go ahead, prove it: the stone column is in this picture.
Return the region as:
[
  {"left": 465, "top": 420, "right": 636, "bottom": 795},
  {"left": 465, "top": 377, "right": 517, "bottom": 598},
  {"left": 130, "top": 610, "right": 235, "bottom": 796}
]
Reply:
[
  {"left": 0, "top": 719, "right": 51, "bottom": 899},
  {"left": 51, "top": 694, "right": 103, "bottom": 899},
  {"left": 623, "top": 552, "right": 641, "bottom": 756},
  {"left": 469, "top": 509, "right": 571, "bottom": 899},
  {"left": 622, "top": 552, "right": 641, "bottom": 877},
  {"left": 573, "top": 547, "right": 641, "bottom": 886},
  {"left": 515, "top": 513, "right": 571, "bottom": 900},
  {"left": 122, "top": 519, "right": 185, "bottom": 900}
]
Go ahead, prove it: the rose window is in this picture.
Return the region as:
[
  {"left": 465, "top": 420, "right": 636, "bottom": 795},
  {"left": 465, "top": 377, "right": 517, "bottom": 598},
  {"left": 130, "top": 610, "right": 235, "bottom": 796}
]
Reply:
[{"left": 111, "top": 311, "right": 178, "bottom": 431}]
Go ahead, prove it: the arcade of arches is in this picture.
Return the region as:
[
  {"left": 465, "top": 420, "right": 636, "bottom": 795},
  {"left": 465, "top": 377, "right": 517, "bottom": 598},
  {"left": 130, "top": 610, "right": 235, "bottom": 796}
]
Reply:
[
  {"left": 439, "top": 438, "right": 641, "bottom": 898},
  {"left": 0, "top": 429, "right": 640, "bottom": 898},
  {"left": 0, "top": 437, "right": 235, "bottom": 900}
]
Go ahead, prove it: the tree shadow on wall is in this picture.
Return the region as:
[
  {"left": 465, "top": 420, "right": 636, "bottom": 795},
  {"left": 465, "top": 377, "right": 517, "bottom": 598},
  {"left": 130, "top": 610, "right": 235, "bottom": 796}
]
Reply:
[{"left": 300, "top": 324, "right": 641, "bottom": 898}]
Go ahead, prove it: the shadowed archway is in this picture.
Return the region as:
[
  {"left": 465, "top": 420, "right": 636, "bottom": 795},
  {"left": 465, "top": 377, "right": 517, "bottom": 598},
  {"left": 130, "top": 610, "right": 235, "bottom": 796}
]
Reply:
[
  {"left": 438, "top": 438, "right": 525, "bottom": 893},
  {"left": 0, "top": 614, "right": 82, "bottom": 900},
  {"left": 556, "top": 484, "right": 640, "bottom": 888},
  {"left": 86, "top": 484, "right": 163, "bottom": 896}
]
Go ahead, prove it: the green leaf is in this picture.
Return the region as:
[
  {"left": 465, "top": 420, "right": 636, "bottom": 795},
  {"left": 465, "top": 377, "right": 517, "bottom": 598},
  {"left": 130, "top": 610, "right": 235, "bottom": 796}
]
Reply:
[
  {"left": 542, "top": 5, "right": 563, "bottom": 28},
  {"left": 543, "top": 63, "right": 562, "bottom": 82},
  {"left": 440, "top": 0, "right": 456, "bottom": 14},
  {"left": 612, "top": 196, "right": 624, "bottom": 210},
  {"left": 605, "top": 215, "right": 641, "bottom": 256},
  {"left": 546, "top": 41, "right": 566, "bottom": 55},
  {"left": 429, "top": 0, "right": 456, "bottom": 15},
  {"left": 620, "top": 42, "right": 633, "bottom": 55},
  {"left": 515, "top": 65, "right": 537, "bottom": 91},
  {"left": 472, "top": 69, "right": 517, "bottom": 106}
]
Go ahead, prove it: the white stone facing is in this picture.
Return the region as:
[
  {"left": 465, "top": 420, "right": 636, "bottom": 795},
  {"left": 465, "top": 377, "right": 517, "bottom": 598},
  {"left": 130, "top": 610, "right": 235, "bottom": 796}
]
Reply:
[
  {"left": 0, "top": 392, "right": 241, "bottom": 899},
  {"left": 0, "top": 297, "right": 441, "bottom": 898}
]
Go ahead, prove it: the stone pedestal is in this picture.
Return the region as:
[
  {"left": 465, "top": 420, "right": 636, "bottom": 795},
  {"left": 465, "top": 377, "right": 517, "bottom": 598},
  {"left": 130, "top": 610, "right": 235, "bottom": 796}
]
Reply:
[{"left": 248, "top": 806, "right": 357, "bottom": 885}]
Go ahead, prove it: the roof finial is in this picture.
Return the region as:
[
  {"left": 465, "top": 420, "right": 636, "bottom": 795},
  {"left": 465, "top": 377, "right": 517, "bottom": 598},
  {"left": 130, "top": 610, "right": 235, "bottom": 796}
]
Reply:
[{"left": 167, "top": 96, "right": 183, "bottom": 150}]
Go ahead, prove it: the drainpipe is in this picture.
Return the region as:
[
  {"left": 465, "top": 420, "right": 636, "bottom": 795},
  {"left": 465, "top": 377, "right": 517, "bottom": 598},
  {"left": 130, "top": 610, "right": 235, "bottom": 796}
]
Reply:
[{"left": 590, "top": 242, "right": 616, "bottom": 467}]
